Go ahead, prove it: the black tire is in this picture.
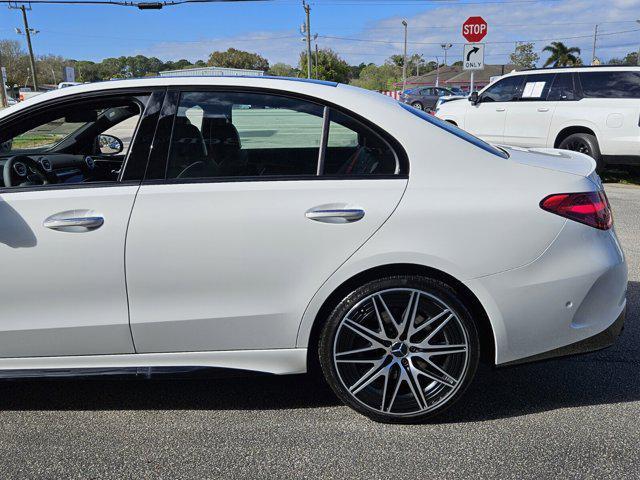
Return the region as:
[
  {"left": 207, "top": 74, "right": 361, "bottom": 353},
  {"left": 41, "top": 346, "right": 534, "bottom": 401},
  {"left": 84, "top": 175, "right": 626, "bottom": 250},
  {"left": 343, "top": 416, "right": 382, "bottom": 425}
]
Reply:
[
  {"left": 411, "top": 101, "right": 424, "bottom": 110},
  {"left": 558, "top": 133, "right": 604, "bottom": 173},
  {"left": 318, "top": 275, "right": 480, "bottom": 424}
]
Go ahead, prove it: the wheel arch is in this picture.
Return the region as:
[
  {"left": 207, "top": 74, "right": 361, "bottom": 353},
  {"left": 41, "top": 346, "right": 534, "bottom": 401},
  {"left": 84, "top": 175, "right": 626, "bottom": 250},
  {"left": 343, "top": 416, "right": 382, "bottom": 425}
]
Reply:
[
  {"left": 444, "top": 119, "right": 458, "bottom": 126},
  {"left": 303, "top": 263, "right": 496, "bottom": 374},
  {"left": 553, "top": 125, "right": 598, "bottom": 148}
]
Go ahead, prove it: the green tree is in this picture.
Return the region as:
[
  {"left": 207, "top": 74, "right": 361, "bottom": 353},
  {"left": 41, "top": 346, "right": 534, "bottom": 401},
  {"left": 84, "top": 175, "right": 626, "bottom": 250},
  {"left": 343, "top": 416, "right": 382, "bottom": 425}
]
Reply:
[
  {"left": 509, "top": 42, "right": 540, "bottom": 69},
  {"left": 349, "top": 63, "right": 401, "bottom": 90},
  {"left": 608, "top": 52, "right": 639, "bottom": 66},
  {"left": 208, "top": 48, "right": 269, "bottom": 71},
  {"left": 386, "top": 53, "right": 426, "bottom": 76},
  {"left": 268, "top": 62, "right": 297, "bottom": 77},
  {"left": 542, "top": 42, "right": 581, "bottom": 67},
  {"left": 0, "top": 39, "right": 28, "bottom": 87},
  {"left": 299, "top": 48, "right": 350, "bottom": 83}
]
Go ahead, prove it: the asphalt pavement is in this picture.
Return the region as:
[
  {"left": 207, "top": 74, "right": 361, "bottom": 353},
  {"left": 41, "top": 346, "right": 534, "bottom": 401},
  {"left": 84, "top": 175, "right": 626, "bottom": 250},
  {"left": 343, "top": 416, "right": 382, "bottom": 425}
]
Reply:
[{"left": 0, "top": 184, "right": 638, "bottom": 479}]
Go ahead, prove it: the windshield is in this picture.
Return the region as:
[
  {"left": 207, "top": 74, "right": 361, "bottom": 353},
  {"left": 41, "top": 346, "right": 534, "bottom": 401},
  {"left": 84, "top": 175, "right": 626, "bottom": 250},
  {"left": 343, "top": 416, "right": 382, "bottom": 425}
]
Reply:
[
  {"left": 399, "top": 102, "right": 509, "bottom": 159},
  {"left": 10, "top": 117, "right": 89, "bottom": 153}
]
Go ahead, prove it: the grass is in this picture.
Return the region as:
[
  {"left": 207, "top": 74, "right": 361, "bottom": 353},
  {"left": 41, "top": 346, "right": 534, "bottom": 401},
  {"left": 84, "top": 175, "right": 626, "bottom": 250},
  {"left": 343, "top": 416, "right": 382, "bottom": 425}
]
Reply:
[{"left": 12, "top": 135, "right": 64, "bottom": 150}]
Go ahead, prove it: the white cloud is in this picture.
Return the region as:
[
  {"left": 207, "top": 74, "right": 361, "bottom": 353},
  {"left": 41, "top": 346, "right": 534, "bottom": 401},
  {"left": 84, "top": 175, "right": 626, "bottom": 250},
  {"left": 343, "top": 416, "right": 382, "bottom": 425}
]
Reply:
[{"left": 140, "top": 0, "right": 640, "bottom": 67}]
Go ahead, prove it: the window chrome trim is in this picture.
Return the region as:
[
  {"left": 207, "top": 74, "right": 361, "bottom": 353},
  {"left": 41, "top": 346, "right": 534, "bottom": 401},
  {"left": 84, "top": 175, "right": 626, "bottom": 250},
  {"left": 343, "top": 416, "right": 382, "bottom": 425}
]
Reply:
[{"left": 150, "top": 85, "right": 408, "bottom": 185}]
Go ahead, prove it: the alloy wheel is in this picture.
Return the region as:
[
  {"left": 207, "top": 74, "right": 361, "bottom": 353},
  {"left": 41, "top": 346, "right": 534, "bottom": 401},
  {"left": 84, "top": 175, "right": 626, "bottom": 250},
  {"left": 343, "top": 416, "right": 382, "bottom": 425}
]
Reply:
[{"left": 332, "top": 288, "right": 470, "bottom": 417}]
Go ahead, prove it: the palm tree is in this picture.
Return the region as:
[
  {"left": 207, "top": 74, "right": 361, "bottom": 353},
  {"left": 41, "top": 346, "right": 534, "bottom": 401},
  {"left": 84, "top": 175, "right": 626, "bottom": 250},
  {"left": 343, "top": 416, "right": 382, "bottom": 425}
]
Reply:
[{"left": 542, "top": 42, "right": 582, "bottom": 67}]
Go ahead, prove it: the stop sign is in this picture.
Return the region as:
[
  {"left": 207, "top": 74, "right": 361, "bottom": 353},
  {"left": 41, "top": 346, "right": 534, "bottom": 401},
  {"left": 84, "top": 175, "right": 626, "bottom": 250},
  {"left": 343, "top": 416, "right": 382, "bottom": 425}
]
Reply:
[{"left": 462, "top": 16, "right": 488, "bottom": 43}]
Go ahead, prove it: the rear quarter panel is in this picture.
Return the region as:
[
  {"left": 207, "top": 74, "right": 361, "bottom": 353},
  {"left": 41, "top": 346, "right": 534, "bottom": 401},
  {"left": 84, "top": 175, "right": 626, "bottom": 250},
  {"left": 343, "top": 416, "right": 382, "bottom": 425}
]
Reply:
[{"left": 549, "top": 99, "right": 640, "bottom": 155}]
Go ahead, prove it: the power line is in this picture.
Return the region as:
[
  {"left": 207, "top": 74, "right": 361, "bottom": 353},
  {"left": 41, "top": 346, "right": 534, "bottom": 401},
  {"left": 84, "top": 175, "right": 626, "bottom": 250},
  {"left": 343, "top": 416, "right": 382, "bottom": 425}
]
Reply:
[
  {"left": 318, "top": 27, "right": 640, "bottom": 46},
  {"left": 0, "top": 0, "right": 267, "bottom": 8}
]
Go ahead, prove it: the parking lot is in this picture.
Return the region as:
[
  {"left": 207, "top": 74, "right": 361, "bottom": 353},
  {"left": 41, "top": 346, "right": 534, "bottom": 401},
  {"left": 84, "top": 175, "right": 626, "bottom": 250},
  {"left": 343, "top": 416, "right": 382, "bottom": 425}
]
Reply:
[{"left": 0, "top": 183, "right": 635, "bottom": 479}]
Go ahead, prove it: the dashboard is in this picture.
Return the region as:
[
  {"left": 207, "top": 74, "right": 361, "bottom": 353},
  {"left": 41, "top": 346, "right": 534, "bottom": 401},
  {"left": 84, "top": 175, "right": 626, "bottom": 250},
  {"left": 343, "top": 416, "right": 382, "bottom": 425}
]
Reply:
[{"left": 0, "top": 154, "right": 123, "bottom": 187}]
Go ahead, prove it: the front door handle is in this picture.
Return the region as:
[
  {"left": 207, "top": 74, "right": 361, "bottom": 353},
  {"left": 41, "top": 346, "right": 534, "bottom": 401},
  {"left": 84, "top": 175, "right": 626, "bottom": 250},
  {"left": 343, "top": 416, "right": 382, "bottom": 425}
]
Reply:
[
  {"left": 306, "top": 208, "right": 365, "bottom": 224},
  {"left": 537, "top": 107, "right": 550, "bottom": 112},
  {"left": 44, "top": 210, "right": 104, "bottom": 232},
  {"left": 495, "top": 107, "right": 506, "bottom": 112}
]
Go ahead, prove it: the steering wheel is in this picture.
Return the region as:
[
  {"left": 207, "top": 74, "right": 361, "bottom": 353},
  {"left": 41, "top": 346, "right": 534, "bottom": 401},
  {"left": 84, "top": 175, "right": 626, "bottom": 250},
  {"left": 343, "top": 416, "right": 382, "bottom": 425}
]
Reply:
[{"left": 3, "top": 155, "right": 53, "bottom": 188}]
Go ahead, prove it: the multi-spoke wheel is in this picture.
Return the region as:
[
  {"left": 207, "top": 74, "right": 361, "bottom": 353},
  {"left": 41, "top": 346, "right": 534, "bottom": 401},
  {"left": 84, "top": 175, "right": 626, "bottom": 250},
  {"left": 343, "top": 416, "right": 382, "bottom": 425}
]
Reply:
[{"left": 319, "top": 276, "right": 479, "bottom": 423}]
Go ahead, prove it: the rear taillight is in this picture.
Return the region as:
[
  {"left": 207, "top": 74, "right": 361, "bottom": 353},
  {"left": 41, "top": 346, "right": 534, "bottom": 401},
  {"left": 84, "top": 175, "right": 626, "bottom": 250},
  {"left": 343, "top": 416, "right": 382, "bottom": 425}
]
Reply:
[{"left": 540, "top": 191, "right": 612, "bottom": 230}]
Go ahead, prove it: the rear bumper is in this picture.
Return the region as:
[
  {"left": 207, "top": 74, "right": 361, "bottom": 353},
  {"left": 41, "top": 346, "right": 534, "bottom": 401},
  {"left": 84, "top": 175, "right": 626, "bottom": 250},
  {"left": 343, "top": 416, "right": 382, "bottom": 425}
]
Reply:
[
  {"left": 469, "top": 220, "right": 628, "bottom": 365},
  {"left": 501, "top": 305, "right": 625, "bottom": 366}
]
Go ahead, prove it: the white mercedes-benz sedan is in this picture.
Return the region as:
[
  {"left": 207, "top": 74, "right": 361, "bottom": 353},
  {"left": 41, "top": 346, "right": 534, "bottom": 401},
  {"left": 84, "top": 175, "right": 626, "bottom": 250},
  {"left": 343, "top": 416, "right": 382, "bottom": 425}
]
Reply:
[{"left": 0, "top": 77, "right": 627, "bottom": 423}]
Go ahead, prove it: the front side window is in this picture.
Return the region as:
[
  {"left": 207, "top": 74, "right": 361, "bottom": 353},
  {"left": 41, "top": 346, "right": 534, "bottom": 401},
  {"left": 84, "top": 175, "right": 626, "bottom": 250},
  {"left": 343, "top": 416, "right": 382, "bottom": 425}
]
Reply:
[
  {"left": 480, "top": 76, "right": 524, "bottom": 102},
  {"left": 579, "top": 71, "right": 640, "bottom": 98},
  {"left": 548, "top": 73, "right": 577, "bottom": 101},
  {"left": 167, "top": 91, "right": 324, "bottom": 179},
  {"left": 0, "top": 94, "right": 149, "bottom": 189}
]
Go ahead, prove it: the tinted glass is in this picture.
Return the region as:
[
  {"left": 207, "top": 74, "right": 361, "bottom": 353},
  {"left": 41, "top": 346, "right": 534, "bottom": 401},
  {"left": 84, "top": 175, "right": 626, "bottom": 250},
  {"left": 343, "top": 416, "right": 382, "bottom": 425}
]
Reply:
[
  {"left": 579, "top": 71, "right": 640, "bottom": 98},
  {"left": 481, "top": 76, "right": 524, "bottom": 102},
  {"left": 519, "top": 73, "right": 555, "bottom": 101},
  {"left": 323, "top": 110, "right": 398, "bottom": 175},
  {"left": 548, "top": 73, "right": 577, "bottom": 101},
  {"left": 167, "top": 91, "right": 324, "bottom": 179},
  {"left": 400, "top": 103, "right": 508, "bottom": 159}
]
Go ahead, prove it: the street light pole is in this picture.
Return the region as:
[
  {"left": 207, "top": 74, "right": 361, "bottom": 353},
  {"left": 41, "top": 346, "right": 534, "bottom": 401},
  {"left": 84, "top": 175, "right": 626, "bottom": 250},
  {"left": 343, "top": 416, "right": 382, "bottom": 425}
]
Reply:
[
  {"left": 591, "top": 24, "right": 598, "bottom": 65},
  {"left": 441, "top": 43, "right": 452, "bottom": 67},
  {"left": 303, "top": 1, "right": 312, "bottom": 79},
  {"left": 402, "top": 20, "right": 408, "bottom": 93},
  {"left": 0, "top": 50, "right": 8, "bottom": 108}
]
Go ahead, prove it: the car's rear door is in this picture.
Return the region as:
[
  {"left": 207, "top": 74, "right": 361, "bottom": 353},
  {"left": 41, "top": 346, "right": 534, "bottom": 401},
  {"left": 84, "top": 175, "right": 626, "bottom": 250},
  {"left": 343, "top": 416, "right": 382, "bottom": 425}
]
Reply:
[
  {"left": 503, "top": 73, "right": 557, "bottom": 147},
  {"left": 125, "top": 88, "right": 408, "bottom": 353}
]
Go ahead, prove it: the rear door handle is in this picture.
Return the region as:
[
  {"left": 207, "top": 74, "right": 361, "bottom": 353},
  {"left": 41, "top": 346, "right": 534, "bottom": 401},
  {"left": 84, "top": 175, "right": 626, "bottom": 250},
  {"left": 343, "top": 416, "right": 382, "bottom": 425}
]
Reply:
[
  {"left": 305, "top": 208, "right": 365, "bottom": 224},
  {"left": 44, "top": 210, "right": 104, "bottom": 232},
  {"left": 495, "top": 107, "right": 506, "bottom": 112},
  {"left": 537, "top": 107, "right": 550, "bottom": 112}
]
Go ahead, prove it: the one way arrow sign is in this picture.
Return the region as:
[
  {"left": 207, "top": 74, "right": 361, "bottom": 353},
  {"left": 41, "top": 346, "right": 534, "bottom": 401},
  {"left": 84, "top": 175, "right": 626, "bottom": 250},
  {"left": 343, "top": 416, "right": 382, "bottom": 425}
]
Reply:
[{"left": 463, "top": 43, "right": 484, "bottom": 71}]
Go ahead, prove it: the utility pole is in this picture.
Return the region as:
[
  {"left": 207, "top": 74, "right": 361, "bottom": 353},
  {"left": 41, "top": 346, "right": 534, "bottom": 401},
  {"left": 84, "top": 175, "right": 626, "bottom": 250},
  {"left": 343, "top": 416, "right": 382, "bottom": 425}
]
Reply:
[
  {"left": 0, "top": 51, "right": 8, "bottom": 108},
  {"left": 10, "top": 4, "right": 39, "bottom": 90},
  {"left": 402, "top": 20, "right": 408, "bottom": 93},
  {"left": 303, "top": 1, "right": 312, "bottom": 79},
  {"left": 591, "top": 24, "right": 598, "bottom": 65}
]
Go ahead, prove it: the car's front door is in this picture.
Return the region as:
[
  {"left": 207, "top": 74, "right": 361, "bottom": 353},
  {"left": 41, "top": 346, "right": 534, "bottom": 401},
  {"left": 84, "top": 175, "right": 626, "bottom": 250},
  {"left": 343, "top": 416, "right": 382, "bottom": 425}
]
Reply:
[
  {"left": 0, "top": 89, "right": 163, "bottom": 358},
  {"left": 465, "top": 75, "right": 525, "bottom": 144},
  {"left": 125, "top": 89, "right": 408, "bottom": 353}
]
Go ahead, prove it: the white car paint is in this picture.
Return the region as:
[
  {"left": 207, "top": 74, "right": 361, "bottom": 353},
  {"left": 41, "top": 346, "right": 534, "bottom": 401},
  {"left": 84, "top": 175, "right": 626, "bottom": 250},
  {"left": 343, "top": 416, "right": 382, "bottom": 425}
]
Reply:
[
  {"left": 435, "top": 66, "right": 640, "bottom": 162},
  {"left": 0, "top": 76, "right": 627, "bottom": 374}
]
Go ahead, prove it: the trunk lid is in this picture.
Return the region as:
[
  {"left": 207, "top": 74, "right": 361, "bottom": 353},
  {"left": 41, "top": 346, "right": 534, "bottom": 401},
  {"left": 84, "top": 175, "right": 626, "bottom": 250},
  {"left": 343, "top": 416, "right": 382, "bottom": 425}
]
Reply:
[{"left": 498, "top": 145, "right": 597, "bottom": 179}]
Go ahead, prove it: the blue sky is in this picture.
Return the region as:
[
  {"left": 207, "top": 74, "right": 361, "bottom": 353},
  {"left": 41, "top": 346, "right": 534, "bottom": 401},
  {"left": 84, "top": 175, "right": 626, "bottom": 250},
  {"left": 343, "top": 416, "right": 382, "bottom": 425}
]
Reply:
[{"left": 1, "top": 0, "right": 640, "bottom": 67}]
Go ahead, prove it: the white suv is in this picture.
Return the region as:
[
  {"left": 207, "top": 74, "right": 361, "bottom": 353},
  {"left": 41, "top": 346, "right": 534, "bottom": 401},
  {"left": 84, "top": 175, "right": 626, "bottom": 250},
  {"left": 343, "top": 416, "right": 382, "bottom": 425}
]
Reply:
[{"left": 435, "top": 66, "right": 640, "bottom": 170}]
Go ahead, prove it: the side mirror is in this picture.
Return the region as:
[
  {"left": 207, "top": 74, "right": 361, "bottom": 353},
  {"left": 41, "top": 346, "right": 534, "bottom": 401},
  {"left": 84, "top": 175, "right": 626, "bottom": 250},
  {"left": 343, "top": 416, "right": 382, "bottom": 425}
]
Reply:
[
  {"left": 0, "top": 140, "right": 12, "bottom": 154},
  {"left": 98, "top": 134, "right": 124, "bottom": 155},
  {"left": 468, "top": 91, "right": 479, "bottom": 105}
]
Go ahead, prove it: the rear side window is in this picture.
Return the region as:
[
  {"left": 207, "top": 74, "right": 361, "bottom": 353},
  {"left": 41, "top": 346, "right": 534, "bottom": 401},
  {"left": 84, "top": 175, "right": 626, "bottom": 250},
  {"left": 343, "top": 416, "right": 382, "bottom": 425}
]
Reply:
[
  {"left": 548, "top": 73, "right": 577, "bottom": 101},
  {"left": 167, "top": 91, "right": 324, "bottom": 179},
  {"left": 480, "top": 76, "right": 524, "bottom": 102},
  {"left": 400, "top": 103, "right": 508, "bottom": 159},
  {"left": 323, "top": 110, "right": 398, "bottom": 175},
  {"left": 519, "top": 73, "right": 555, "bottom": 101},
  {"left": 164, "top": 90, "right": 402, "bottom": 180},
  {"left": 579, "top": 71, "right": 640, "bottom": 98}
]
